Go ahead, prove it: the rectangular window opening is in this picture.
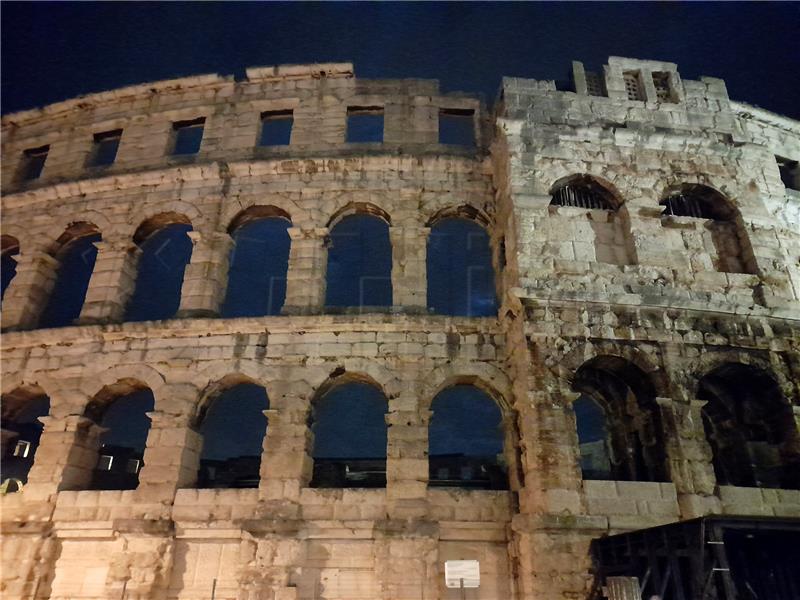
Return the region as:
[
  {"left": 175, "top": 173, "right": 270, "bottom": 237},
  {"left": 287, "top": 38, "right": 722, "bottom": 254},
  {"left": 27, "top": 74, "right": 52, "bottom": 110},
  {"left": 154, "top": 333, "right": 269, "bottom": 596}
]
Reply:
[
  {"left": 97, "top": 455, "right": 114, "bottom": 471},
  {"left": 126, "top": 458, "right": 141, "bottom": 474},
  {"left": 259, "top": 110, "right": 293, "bottom": 146},
  {"left": 585, "top": 72, "right": 606, "bottom": 97},
  {"left": 652, "top": 72, "right": 674, "bottom": 103},
  {"left": 87, "top": 129, "right": 122, "bottom": 168},
  {"left": 171, "top": 117, "right": 205, "bottom": 155},
  {"left": 19, "top": 145, "right": 49, "bottom": 181},
  {"left": 346, "top": 106, "right": 384, "bottom": 143},
  {"left": 776, "top": 156, "right": 799, "bottom": 191},
  {"left": 13, "top": 440, "right": 32, "bottom": 458},
  {"left": 439, "top": 108, "right": 475, "bottom": 146},
  {"left": 623, "top": 71, "right": 644, "bottom": 101}
]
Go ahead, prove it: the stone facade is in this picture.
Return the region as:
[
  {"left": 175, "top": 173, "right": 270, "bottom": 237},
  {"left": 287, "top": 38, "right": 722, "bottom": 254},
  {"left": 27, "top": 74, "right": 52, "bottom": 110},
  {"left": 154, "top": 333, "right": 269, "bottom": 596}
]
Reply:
[{"left": 1, "top": 58, "right": 799, "bottom": 600}]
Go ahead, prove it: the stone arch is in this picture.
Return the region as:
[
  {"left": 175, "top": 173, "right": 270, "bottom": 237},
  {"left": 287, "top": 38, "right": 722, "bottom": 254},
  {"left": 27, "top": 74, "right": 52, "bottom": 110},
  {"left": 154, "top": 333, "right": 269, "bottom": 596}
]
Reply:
[
  {"left": 222, "top": 205, "right": 293, "bottom": 317},
  {"left": 549, "top": 173, "right": 624, "bottom": 210},
  {"left": 193, "top": 372, "right": 270, "bottom": 489},
  {"left": 308, "top": 369, "right": 390, "bottom": 488},
  {"left": 126, "top": 201, "right": 202, "bottom": 241},
  {"left": 80, "top": 364, "right": 167, "bottom": 408},
  {"left": 570, "top": 354, "right": 668, "bottom": 482},
  {"left": 1, "top": 384, "right": 50, "bottom": 488},
  {"left": 426, "top": 204, "right": 491, "bottom": 229},
  {"left": 1, "top": 234, "right": 21, "bottom": 254},
  {"left": 225, "top": 204, "right": 292, "bottom": 234},
  {"left": 1, "top": 234, "right": 21, "bottom": 301},
  {"left": 194, "top": 371, "right": 266, "bottom": 427},
  {"left": 1, "top": 383, "right": 49, "bottom": 422},
  {"left": 544, "top": 167, "right": 629, "bottom": 204},
  {"left": 132, "top": 211, "right": 193, "bottom": 245},
  {"left": 421, "top": 362, "right": 513, "bottom": 414},
  {"left": 697, "top": 361, "right": 799, "bottom": 489},
  {"left": 658, "top": 182, "right": 756, "bottom": 274},
  {"left": 79, "top": 377, "right": 155, "bottom": 491},
  {"left": 325, "top": 201, "right": 391, "bottom": 230},
  {"left": 46, "top": 221, "right": 102, "bottom": 257}
]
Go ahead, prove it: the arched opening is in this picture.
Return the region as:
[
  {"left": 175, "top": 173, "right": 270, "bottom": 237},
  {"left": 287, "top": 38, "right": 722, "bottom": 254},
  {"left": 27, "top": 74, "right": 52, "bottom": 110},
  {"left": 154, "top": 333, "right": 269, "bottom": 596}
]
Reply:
[
  {"left": 310, "top": 378, "right": 388, "bottom": 488},
  {"left": 38, "top": 223, "right": 101, "bottom": 328},
  {"left": 572, "top": 356, "right": 666, "bottom": 482},
  {"left": 222, "top": 207, "right": 291, "bottom": 317},
  {"left": 549, "top": 175, "right": 633, "bottom": 265},
  {"left": 1, "top": 386, "right": 50, "bottom": 492},
  {"left": 699, "top": 363, "right": 799, "bottom": 489},
  {"left": 427, "top": 213, "right": 497, "bottom": 317},
  {"left": 84, "top": 381, "right": 154, "bottom": 491},
  {"left": 125, "top": 213, "right": 193, "bottom": 322},
  {"left": 325, "top": 210, "right": 392, "bottom": 309},
  {"left": 428, "top": 384, "right": 507, "bottom": 489},
  {"left": 1, "top": 235, "right": 20, "bottom": 303},
  {"left": 660, "top": 184, "right": 755, "bottom": 274},
  {"left": 196, "top": 380, "right": 269, "bottom": 488}
]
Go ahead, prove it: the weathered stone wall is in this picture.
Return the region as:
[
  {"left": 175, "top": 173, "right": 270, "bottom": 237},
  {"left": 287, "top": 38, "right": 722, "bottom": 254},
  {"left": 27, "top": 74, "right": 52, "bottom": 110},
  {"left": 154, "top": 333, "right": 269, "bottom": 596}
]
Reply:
[{"left": 2, "top": 58, "right": 799, "bottom": 600}]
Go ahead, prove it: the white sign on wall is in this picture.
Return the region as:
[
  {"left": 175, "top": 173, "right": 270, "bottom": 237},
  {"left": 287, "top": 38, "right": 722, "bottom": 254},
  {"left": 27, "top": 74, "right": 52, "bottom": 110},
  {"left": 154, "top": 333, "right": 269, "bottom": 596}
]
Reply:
[{"left": 444, "top": 560, "right": 480, "bottom": 588}]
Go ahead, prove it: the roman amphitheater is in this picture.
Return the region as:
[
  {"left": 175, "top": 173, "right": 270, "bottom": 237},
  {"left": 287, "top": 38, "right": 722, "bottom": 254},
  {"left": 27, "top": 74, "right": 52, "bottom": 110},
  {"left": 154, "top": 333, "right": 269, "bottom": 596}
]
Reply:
[{"left": 1, "top": 57, "right": 799, "bottom": 600}]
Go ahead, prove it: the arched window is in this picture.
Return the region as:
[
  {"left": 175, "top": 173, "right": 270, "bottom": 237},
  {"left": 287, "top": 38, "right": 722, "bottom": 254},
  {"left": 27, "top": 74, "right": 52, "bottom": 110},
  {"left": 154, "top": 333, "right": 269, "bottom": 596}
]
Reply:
[
  {"left": 310, "top": 379, "right": 388, "bottom": 488},
  {"left": 550, "top": 176, "right": 617, "bottom": 210},
  {"left": 196, "top": 381, "right": 269, "bottom": 489},
  {"left": 548, "top": 175, "right": 633, "bottom": 265},
  {"left": 427, "top": 213, "right": 497, "bottom": 316},
  {"left": 38, "top": 223, "right": 101, "bottom": 328},
  {"left": 125, "top": 214, "right": 193, "bottom": 322},
  {"left": 325, "top": 211, "right": 392, "bottom": 309},
  {"left": 1, "top": 386, "right": 49, "bottom": 492},
  {"left": 428, "top": 384, "right": 507, "bottom": 489},
  {"left": 1, "top": 235, "right": 20, "bottom": 302},
  {"left": 572, "top": 356, "right": 666, "bottom": 482},
  {"left": 699, "top": 363, "right": 799, "bottom": 489},
  {"left": 85, "top": 383, "right": 154, "bottom": 491},
  {"left": 660, "top": 184, "right": 754, "bottom": 274},
  {"left": 222, "top": 207, "right": 291, "bottom": 317}
]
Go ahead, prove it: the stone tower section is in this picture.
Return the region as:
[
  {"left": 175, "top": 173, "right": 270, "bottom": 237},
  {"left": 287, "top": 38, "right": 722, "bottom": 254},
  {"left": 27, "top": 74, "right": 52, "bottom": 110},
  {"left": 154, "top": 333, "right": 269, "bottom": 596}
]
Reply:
[{"left": 1, "top": 57, "right": 799, "bottom": 599}]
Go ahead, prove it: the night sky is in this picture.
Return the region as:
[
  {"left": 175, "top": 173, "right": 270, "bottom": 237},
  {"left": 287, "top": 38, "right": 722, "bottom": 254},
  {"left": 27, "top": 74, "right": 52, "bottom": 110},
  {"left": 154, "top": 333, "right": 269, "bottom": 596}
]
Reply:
[{"left": 2, "top": 3, "right": 799, "bottom": 118}]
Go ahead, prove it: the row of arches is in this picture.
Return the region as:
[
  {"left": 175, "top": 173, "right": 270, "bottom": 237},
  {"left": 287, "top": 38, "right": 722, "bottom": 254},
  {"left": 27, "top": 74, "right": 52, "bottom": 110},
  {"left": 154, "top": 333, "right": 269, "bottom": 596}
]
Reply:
[
  {"left": 573, "top": 358, "right": 800, "bottom": 490},
  {"left": 0, "top": 204, "right": 498, "bottom": 326},
  {"left": 549, "top": 176, "right": 756, "bottom": 274},
  {"left": 1, "top": 375, "right": 507, "bottom": 492}
]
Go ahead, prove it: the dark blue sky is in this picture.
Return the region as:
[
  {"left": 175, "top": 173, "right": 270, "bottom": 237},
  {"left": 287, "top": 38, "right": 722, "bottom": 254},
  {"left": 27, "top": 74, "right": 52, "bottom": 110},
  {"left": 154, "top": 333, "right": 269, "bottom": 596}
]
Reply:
[{"left": 2, "top": 3, "right": 799, "bottom": 118}]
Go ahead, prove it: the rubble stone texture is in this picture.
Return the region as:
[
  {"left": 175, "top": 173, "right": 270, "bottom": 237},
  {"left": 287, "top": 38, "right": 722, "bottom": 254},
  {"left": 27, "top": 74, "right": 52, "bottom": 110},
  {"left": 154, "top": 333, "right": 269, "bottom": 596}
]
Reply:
[{"left": 1, "top": 58, "right": 799, "bottom": 599}]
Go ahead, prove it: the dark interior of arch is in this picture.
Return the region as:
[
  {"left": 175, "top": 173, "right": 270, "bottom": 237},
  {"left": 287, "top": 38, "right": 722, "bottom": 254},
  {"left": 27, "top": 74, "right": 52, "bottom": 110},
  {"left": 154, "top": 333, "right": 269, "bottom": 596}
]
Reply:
[
  {"left": 89, "top": 388, "right": 155, "bottom": 491},
  {"left": 38, "top": 232, "right": 101, "bottom": 328},
  {"left": 222, "top": 217, "right": 291, "bottom": 317},
  {"left": 660, "top": 184, "right": 735, "bottom": 220},
  {"left": 427, "top": 217, "right": 497, "bottom": 317},
  {"left": 125, "top": 223, "right": 193, "bottom": 322},
  {"left": 310, "top": 381, "right": 388, "bottom": 488},
  {"left": 1, "top": 247, "right": 20, "bottom": 302},
  {"left": 1, "top": 393, "right": 50, "bottom": 490},
  {"left": 197, "top": 382, "right": 269, "bottom": 489},
  {"left": 572, "top": 357, "right": 666, "bottom": 482},
  {"left": 325, "top": 214, "right": 392, "bottom": 309},
  {"left": 550, "top": 176, "right": 617, "bottom": 210},
  {"left": 428, "top": 384, "right": 507, "bottom": 489},
  {"left": 699, "top": 362, "right": 799, "bottom": 489}
]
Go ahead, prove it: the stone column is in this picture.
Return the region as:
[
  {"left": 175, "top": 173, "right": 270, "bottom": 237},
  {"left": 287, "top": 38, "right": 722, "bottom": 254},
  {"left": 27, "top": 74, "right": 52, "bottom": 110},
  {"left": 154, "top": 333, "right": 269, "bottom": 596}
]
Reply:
[
  {"left": 77, "top": 240, "right": 141, "bottom": 324},
  {"left": 135, "top": 411, "right": 202, "bottom": 504},
  {"left": 656, "top": 397, "right": 720, "bottom": 518},
  {"left": 259, "top": 398, "right": 313, "bottom": 504},
  {"left": 177, "top": 231, "right": 233, "bottom": 318},
  {"left": 389, "top": 226, "right": 429, "bottom": 313},
  {"left": 385, "top": 370, "right": 429, "bottom": 519},
  {"left": 23, "top": 414, "right": 104, "bottom": 500},
  {"left": 1, "top": 251, "right": 58, "bottom": 331},
  {"left": 282, "top": 227, "right": 328, "bottom": 315}
]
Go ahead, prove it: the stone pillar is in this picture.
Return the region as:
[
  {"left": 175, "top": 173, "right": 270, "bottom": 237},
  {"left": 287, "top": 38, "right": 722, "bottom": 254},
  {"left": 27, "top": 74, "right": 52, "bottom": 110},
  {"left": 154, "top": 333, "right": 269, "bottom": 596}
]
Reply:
[
  {"left": 135, "top": 411, "right": 202, "bottom": 504},
  {"left": 23, "top": 415, "right": 104, "bottom": 500},
  {"left": 177, "top": 231, "right": 233, "bottom": 318},
  {"left": 1, "top": 251, "right": 58, "bottom": 331},
  {"left": 389, "top": 226, "right": 429, "bottom": 313},
  {"left": 656, "top": 397, "right": 720, "bottom": 518},
  {"left": 259, "top": 398, "right": 313, "bottom": 504},
  {"left": 385, "top": 370, "right": 429, "bottom": 519},
  {"left": 77, "top": 240, "right": 141, "bottom": 324},
  {"left": 282, "top": 227, "right": 328, "bottom": 315}
]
